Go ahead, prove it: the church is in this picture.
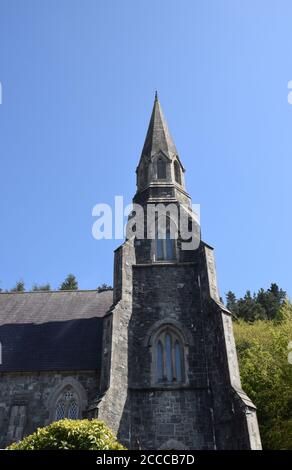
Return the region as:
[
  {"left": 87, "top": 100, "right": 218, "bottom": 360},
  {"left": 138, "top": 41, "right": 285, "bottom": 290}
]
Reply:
[{"left": 0, "top": 95, "right": 261, "bottom": 450}]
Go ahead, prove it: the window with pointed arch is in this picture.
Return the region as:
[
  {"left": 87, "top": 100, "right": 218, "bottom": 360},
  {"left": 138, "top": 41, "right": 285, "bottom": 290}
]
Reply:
[
  {"left": 155, "top": 216, "right": 177, "bottom": 262},
  {"left": 54, "top": 386, "right": 80, "bottom": 421},
  {"left": 154, "top": 327, "right": 185, "bottom": 384},
  {"left": 174, "top": 160, "right": 181, "bottom": 185},
  {"left": 157, "top": 157, "right": 167, "bottom": 179}
]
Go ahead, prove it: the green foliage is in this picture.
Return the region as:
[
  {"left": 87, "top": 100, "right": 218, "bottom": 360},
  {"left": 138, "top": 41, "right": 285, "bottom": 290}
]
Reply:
[
  {"left": 59, "top": 274, "right": 78, "bottom": 291},
  {"left": 226, "top": 283, "right": 286, "bottom": 321},
  {"left": 97, "top": 283, "right": 113, "bottom": 293},
  {"left": 10, "top": 280, "right": 25, "bottom": 292},
  {"left": 32, "top": 283, "right": 51, "bottom": 292},
  {"left": 234, "top": 301, "right": 292, "bottom": 449},
  {"left": 226, "top": 291, "right": 238, "bottom": 316},
  {"left": 7, "top": 419, "right": 126, "bottom": 450}
]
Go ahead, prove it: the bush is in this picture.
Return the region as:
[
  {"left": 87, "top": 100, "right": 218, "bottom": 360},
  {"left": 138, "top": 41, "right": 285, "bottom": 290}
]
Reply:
[
  {"left": 234, "top": 302, "right": 292, "bottom": 449},
  {"left": 7, "top": 419, "right": 126, "bottom": 450}
]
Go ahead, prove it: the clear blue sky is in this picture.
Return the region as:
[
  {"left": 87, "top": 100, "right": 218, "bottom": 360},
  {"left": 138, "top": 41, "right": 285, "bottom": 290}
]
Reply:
[{"left": 0, "top": 0, "right": 292, "bottom": 299}]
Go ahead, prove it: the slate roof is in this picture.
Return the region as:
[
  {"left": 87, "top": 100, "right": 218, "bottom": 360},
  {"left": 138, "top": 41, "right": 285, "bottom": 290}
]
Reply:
[{"left": 0, "top": 290, "right": 113, "bottom": 372}]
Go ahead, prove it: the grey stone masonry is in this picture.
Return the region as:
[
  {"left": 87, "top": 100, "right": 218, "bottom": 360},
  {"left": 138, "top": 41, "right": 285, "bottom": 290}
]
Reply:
[
  {"left": 0, "top": 371, "right": 98, "bottom": 448},
  {"left": 0, "top": 94, "right": 261, "bottom": 451},
  {"left": 97, "top": 95, "right": 262, "bottom": 450}
]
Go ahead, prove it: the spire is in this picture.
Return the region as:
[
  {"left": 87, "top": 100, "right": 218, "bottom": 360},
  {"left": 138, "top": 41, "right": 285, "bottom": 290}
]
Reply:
[{"left": 141, "top": 93, "right": 177, "bottom": 158}]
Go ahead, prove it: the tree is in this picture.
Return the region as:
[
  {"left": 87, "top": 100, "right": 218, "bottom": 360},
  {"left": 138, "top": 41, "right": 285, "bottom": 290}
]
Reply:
[
  {"left": 234, "top": 302, "right": 292, "bottom": 449},
  {"left": 263, "top": 283, "right": 286, "bottom": 320},
  {"left": 226, "top": 283, "right": 287, "bottom": 322},
  {"left": 235, "top": 290, "right": 262, "bottom": 321},
  {"left": 32, "top": 284, "right": 51, "bottom": 292},
  {"left": 7, "top": 419, "right": 125, "bottom": 450},
  {"left": 226, "top": 291, "right": 238, "bottom": 316},
  {"left": 59, "top": 274, "right": 78, "bottom": 291},
  {"left": 97, "top": 283, "right": 112, "bottom": 293},
  {"left": 10, "top": 280, "right": 25, "bottom": 292}
]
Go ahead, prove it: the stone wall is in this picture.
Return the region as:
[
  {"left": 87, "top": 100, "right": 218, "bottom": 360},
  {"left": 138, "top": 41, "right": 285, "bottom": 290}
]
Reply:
[
  {"left": 127, "top": 389, "right": 215, "bottom": 450},
  {"left": 0, "top": 371, "right": 98, "bottom": 448},
  {"left": 109, "top": 240, "right": 262, "bottom": 449},
  {"left": 118, "top": 258, "right": 215, "bottom": 449},
  {"left": 97, "top": 238, "right": 135, "bottom": 439}
]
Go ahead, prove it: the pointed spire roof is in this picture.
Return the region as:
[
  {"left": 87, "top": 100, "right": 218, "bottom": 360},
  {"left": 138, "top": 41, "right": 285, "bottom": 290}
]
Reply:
[{"left": 141, "top": 93, "right": 178, "bottom": 158}]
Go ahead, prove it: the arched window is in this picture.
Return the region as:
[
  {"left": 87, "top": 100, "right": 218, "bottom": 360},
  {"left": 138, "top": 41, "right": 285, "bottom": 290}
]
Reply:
[
  {"left": 54, "top": 386, "right": 80, "bottom": 421},
  {"left": 154, "top": 327, "right": 185, "bottom": 384},
  {"left": 157, "top": 157, "right": 167, "bottom": 179},
  {"left": 175, "top": 340, "right": 183, "bottom": 382},
  {"left": 155, "top": 217, "right": 176, "bottom": 261},
  {"left": 174, "top": 160, "right": 181, "bottom": 184},
  {"left": 68, "top": 400, "right": 79, "bottom": 419},
  {"left": 55, "top": 401, "right": 65, "bottom": 421},
  {"left": 156, "top": 340, "right": 163, "bottom": 381}
]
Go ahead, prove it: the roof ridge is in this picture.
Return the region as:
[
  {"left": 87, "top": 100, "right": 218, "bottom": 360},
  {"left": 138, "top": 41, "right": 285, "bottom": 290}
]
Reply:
[{"left": 0, "top": 289, "right": 113, "bottom": 295}]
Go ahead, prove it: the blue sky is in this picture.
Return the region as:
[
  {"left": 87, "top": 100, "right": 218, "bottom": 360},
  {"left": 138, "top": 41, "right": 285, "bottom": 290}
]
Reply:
[{"left": 0, "top": 0, "right": 292, "bottom": 299}]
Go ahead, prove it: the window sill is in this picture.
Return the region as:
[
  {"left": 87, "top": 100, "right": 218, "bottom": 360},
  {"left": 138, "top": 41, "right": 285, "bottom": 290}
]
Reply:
[{"left": 133, "top": 261, "right": 195, "bottom": 267}]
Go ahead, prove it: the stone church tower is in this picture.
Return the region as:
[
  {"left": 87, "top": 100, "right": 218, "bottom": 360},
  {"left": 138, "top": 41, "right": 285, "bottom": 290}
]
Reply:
[
  {"left": 0, "top": 94, "right": 262, "bottom": 449},
  {"left": 96, "top": 94, "right": 262, "bottom": 450}
]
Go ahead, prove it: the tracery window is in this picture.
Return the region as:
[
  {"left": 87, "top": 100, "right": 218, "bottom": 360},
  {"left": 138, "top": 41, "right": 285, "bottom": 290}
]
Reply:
[
  {"left": 154, "top": 328, "right": 185, "bottom": 384},
  {"left": 54, "top": 387, "right": 80, "bottom": 421}
]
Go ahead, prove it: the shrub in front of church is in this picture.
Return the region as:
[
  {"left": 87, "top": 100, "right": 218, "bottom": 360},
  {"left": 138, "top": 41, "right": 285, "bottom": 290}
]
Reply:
[{"left": 7, "top": 419, "right": 126, "bottom": 450}]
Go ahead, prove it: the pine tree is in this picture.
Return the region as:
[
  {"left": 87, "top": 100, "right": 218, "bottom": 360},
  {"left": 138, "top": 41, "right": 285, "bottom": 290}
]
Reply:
[
  {"left": 10, "top": 280, "right": 25, "bottom": 292},
  {"left": 226, "top": 284, "right": 287, "bottom": 322},
  {"left": 226, "top": 291, "right": 238, "bottom": 316},
  {"left": 266, "top": 283, "right": 286, "bottom": 319},
  {"left": 59, "top": 274, "right": 78, "bottom": 291}
]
